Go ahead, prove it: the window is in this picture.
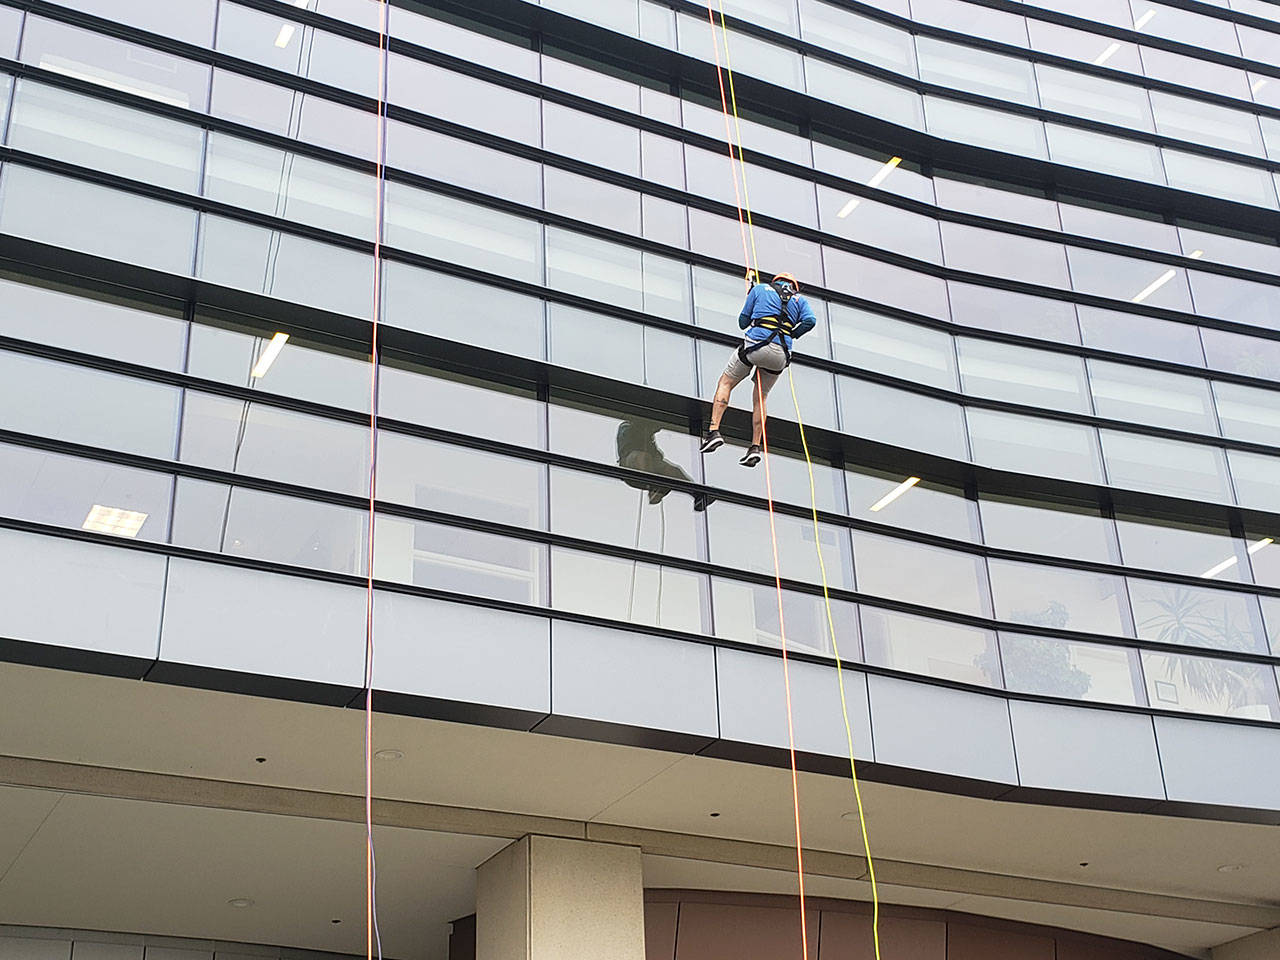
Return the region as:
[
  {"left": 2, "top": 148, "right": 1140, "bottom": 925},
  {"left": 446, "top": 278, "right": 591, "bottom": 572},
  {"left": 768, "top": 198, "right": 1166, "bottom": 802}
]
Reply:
[
  {"left": 1188, "top": 271, "right": 1280, "bottom": 332},
  {"left": 543, "top": 0, "right": 639, "bottom": 36},
  {"left": 543, "top": 169, "right": 642, "bottom": 236},
  {"left": 853, "top": 531, "right": 991, "bottom": 617},
  {"left": 1142, "top": 649, "right": 1280, "bottom": 721},
  {"left": 551, "top": 467, "right": 702, "bottom": 560},
  {"left": 848, "top": 468, "right": 977, "bottom": 541},
  {"left": 0, "top": 6, "right": 21, "bottom": 58},
  {"left": 678, "top": 12, "right": 805, "bottom": 90},
  {"left": 378, "top": 361, "right": 543, "bottom": 448},
  {"left": 1248, "top": 532, "right": 1280, "bottom": 590},
  {"left": 0, "top": 351, "right": 180, "bottom": 459},
  {"left": 548, "top": 304, "right": 694, "bottom": 395},
  {"left": 1026, "top": 21, "right": 1142, "bottom": 75},
  {"left": 838, "top": 377, "right": 969, "bottom": 461},
  {"left": 816, "top": 187, "right": 941, "bottom": 262},
  {"left": 21, "top": 16, "right": 210, "bottom": 109},
  {"left": 8, "top": 81, "right": 204, "bottom": 194},
  {"left": 553, "top": 547, "right": 708, "bottom": 634},
  {"left": 705, "top": 441, "right": 845, "bottom": 515},
  {"left": 978, "top": 493, "right": 1118, "bottom": 564},
  {"left": 1227, "top": 449, "right": 1280, "bottom": 512},
  {"left": 46, "top": 0, "right": 217, "bottom": 45},
  {"left": 804, "top": 58, "right": 925, "bottom": 130},
  {"left": 1129, "top": 579, "right": 1269, "bottom": 654},
  {"left": 1057, "top": 199, "right": 1179, "bottom": 254},
  {"left": 2, "top": 166, "right": 196, "bottom": 276},
  {"left": 690, "top": 210, "right": 824, "bottom": 291},
  {"left": 812, "top": 142, "right": 935, "bottom": 205},
  {"left": 967, "top": 409, "right": 1104, "bottom": 484},
  {"left": 823, "top": 248, "right": 949, "bottom": 320},
  {"left": 1035, "top": 65, "right": 1153, "bottom": 131},
  {"left": 988, "top": 559, "right": 1131, "bottom": 637},
  {"left": 0, "top": 443, "right": 172, "bottom": 542},
  {"left": 957, "top": 338, "right": 1090, "bottom": 413},
  {"left": 197, "top": 215, "right": 372, "bottom": 319},
  {"left": 391, "top": 4, "right": 539, "bottom": 80},
  {"left": 1140, "top": 46, "right": 1251, "bottom": 101},
  {"left": 999, "top": 633, "right": 1143, "bottom": 705},
  {"left": 1200, "top": 327, "right": 1280, "bottom": 381},
  {"left": 385, "top": 184, "right": 543, "bottom": 285},
  {"left": 387, "top": 121, "right": 542, "bottom": 207},
  {"left": 862, "top": 608, "right": 1000, "bottom": 686},
  {"left": 543, "top": 103, "right": 640, "bottom": 176},
  {"left": 547, "top": 228, "right": 688, "bottom": 323},
  {"left": 1212, "top": 381, "right": 1280, "bottom": 446},
  {"left": 828, "top": 305, "right": 956, "bottom": 390},
  {"left": 933, "top": 175, "right": 1060, "bottom": 231},
  {"left": 947, "top": 283, "right": 1081, "bottom": 345},
  {"left": 1149, "top": 92, "right": 1266, "bottom": 158},
  {"left": 1066, "top": 249, "right": 1192, "bottom": 311},
  {"left": 1116, "top": 513, "right": 1249, "bottom": 582},
  {"left": 1163, "top": 151, "right": 1277, "bottom": 209},
  {"left": 916, "top": 37, "right": 1037, "bottom": 105},
  {"left": 708, "top": 502, "right": 853, "bottom": 590},
  {"left": 549, "top": 400, "right": 698, "bottom": 484},
  {"left": 910, "top": 0, "right": 1029, "bottom": 46},
  {"left": 1077, "top": 307, "right": 1205, "bottom": 368},
  {"left": 713, "top": 578, "right": 857, "bottom": 658},
  {"left": 798, "top": 0, "right": 917, "bottom": 75},
  {"left": 1100, "top": 431, "right": 1232, "bottom": 502},
  {"left": 1046, "top": 125, "right": 1165, "bottom": 183},
  {"left": 1087, "top": 360, "right": 1216, "bottom": 434},
  {"left": 388, "top": 55, "right": 540, "bottom": 145},
  {"left": 925, "top": 96, "right": 1048, "bottom": 159},
  {"left": 943, "top": 224, "right": 1071, "bottom": 289},
  {"left": 1178, "top": 224, "right": 1280, "bottom": 275},
  {"left": 1129, "top": 2, "right": 1241, "bottom": 55}
]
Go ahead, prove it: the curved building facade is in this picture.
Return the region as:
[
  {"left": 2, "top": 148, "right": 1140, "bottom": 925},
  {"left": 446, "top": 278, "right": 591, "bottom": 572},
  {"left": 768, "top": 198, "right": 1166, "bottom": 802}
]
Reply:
[{"left": 0, "top": 0, "right": 1279, "bottom": 958}]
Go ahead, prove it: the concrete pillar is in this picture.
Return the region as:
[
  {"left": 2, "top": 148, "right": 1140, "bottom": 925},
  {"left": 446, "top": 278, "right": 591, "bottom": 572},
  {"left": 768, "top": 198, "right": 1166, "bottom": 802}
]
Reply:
[
  {"left": 1212, "top": 928, "right": 1280, "bottom": 960},
  {"left": 476, "top": 835, "right": 646, "bottom": 960}
]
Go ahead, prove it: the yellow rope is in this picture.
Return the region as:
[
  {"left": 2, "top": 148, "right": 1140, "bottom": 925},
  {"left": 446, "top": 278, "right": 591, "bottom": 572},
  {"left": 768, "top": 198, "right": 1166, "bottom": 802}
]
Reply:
[{"left": 711, "top": 7, "right": 883, "bottom": 956}]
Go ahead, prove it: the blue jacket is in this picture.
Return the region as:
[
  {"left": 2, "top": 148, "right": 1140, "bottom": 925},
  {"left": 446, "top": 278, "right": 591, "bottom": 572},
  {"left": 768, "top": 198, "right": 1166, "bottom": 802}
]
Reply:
[{"left": 739, "top": 283, "right": 817, "bottom": 350}]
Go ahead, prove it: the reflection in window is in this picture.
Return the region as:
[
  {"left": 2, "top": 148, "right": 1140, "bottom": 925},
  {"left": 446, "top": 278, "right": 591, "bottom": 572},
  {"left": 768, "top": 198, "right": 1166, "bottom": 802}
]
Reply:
[
  {"left": 548, "top": 304, "right": 694, "bottom": 395},
  {"left": 552, "top": 547, "right": 708, "bottom": 634},
  {"left": 1142, "top": 650, "right": 1280, "bottom": 721},
  {"left": 547, "top": 228, "right": 688, "bottom": 322},
  {"left": 550, "top": 399, "right": 696, "bottom": 480},
  {"left": 957, "top": 338, "right": 1089, "bottom": 413},
  {"left": 1179, "top": 223, "right": 1280, "bottom": 275},
  {"left": 1069, "top": 249, "right": 1192, "bottom": 311},
  {"left": 1214, "top": 381, "right": 1280, "bottom": 447},
  {"left": 1, "top": 166, "right": 197, "bottom": 276},
  {"left": 1129, "top": 579, "right": 1269, "bottom": 655},
  {"left": 1116, "top": 513, "right": 1248, "bottom": 583},
  {"left": 1200, "top": 327, "right": 1280, "bottom": 382},
  {"left": 988, "top": 559, "right": 1131, "bottom": 637},
  {"left": 839, "top": 377, "right": 968, "bottom": 462},
  {"left": 21, "top": 16, "right": 210, "bottom": 109},
  {"left": 378, "top": 360, "right": 542, "bottom": 448},
  {"left": 713, "top": 578, "right": 857, "bottom": 659},
  {"left": 854, "top": 532, "right": 990, "bottom": 617},
  {"left": 1100, "top": 431, "right": 1232, "bottom": 502},
  {"left": 1227, "top": 449, "right": 1280, "bottom": 513},
  {"left": 197, "top": 215, "right": 372, "bottom": 319},
  {"left": 816, "top": 186, "right": 939, "bottom": 262},
  {"left": 999, "top": 633, "right": 1143, "bottom": 706},
  {"left": 708, "top": 502, "right": 853, "bottom": 590},
  {"left": 378, "top": 432, "right": 545, "bottom": 529},
  {"left": 173, "top": 478, "right": 367, "bottom": 575},
  {"left": 551, "top": 467, "right": 702, "bottom": 560},
  {"left": 862, "top": 608, "right": 1000, "bottom": 686},
  {"left": 1087, "top": 361, "right": 1216, "bottom": 434},
  {"left": 9, "top": 81, "right": 205, "bottom": 193},
  {"left": 848, "top": 468, "right": 977, "bottom": 542},
  {"left": 0, "top": 442, "right": 172, "bottom": 542},
  {"left": 0, "top": 350, "right": 180, "bottom": 459},
  {"left": 374, "top": 515, "right": 546, "bottom": 605},
  {"left": 967, "top": 409, "right": 1103, "bottom": 484},
  {"left": 979, "top": 493, "right": 1117, "bottom": 565},
  {"left": 179, "top": 392, "right": 369, "bottom": 497},
  {"left": 1026, "top": 20, "right": 1142, "bottom": 75},
  {"left": 706, "top": 440, "right": 844, "bottom": 515}
]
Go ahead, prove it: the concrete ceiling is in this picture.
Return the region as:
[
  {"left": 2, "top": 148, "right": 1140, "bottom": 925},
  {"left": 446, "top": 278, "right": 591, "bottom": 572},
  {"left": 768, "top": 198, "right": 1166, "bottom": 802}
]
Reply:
[{"left": 0, "top": 662, "right": 1277, "bottom": 959}]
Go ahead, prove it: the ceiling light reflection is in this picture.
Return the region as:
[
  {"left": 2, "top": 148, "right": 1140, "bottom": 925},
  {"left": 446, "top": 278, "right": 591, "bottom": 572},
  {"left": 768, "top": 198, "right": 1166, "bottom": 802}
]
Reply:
[
  {"left": 836, "top": 156, "right": 902, "bottom": 218},
  {"left": 83, "top": 505, "right": 149, "bottom": 538},
  {"left": 251, "top": 332, "right": 290, "bottom": 378},
  {"left": 1199, "top": 539, "right": 1274, "bottom": 579},
  {"left": 1253, "top": 78, "right": 1269, "bottom": 95},
  {"left": 1131, "top": 269, "right": 1176, "bottom": 304},
  {"left": 274, "top": 0, "right": 310, "bottom": 46},
  {"left": 1249, "top": 537, "right": 1275, "bottom": 555},
  {"left": 1092, "top": 42, "right": 1122, "bottom": 66},
  {"left": 869, "top": 476, "right": 920, "bottom": 512},
  {"left": 1133, "top": 8, "right": 1157, "bottom": 29}
]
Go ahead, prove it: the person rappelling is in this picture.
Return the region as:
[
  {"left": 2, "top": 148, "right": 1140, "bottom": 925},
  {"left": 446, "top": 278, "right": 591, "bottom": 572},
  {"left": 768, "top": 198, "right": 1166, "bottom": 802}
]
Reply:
[{"left": 700, "top": 270, "right": 817, "bottom": 467}]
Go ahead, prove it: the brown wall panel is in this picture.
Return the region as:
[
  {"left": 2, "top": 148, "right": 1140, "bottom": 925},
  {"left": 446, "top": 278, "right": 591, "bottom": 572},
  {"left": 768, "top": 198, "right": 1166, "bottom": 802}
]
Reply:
[
  {"left": 673, "top": 901, "right": 819, "bottom": 960},
  {"left": 947, "top": 923, "right": 1055, "bottom": 960},
  {"left": 645, "top": 901, "right": 679, "bottom": 960},
  {"left": 819, "top": 910, "right": 946, "bottom": 960}
]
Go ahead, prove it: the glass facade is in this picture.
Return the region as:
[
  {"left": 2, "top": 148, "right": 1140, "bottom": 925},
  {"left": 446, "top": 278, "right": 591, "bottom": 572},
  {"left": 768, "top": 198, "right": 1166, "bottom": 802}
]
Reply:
[{"left": 2, "top": 0, "right": 1279, "bottom": 736}]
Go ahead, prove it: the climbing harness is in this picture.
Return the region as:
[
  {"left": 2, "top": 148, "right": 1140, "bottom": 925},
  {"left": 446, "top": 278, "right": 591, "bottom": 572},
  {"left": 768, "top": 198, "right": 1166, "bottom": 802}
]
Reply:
[
  {"left": 705, "top": 3, "right": 884, "bottom": 958},
  {"left": 740, "top": 281, "right": 798, "bottom": 366}
]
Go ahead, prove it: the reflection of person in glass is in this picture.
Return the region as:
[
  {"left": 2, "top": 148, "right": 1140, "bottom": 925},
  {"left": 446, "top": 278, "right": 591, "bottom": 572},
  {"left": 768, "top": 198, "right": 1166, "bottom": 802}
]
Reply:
[
  {"left": 616, "top": 419, "right": 712, "bottom": 512},
  {"left": 701, "top": 271, "right": 817, "bottom": 467}
]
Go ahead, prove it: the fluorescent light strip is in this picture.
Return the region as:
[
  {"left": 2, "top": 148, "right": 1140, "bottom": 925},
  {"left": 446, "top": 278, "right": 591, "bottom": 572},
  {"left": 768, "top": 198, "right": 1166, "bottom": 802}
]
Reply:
[
  {"left": 836, "top": 157, "right": 902, "bottom": 219},
  {"left": 1131, "top": 269, "right": 1176, "bottom": 304},
  {"left": 1253, "top": 78, "right": 1269, "bottom": 95},
  {"left": 83, "top": 505, "right": 148, "bottom": 538},
  {"left": 274, "top": 24, "right": 296, "bottom": 46},
  {"left": 869, "top": 476, "right": 920, "bottom": 512},
  {"left": 1200, "top": 555, "right": 1240, "bottom": 579},
  {"left": 1249, "top": 537, "right": 1275, "bottom": 555},
  {"left": 1093, "top": 42, "right": 1122, "bottom": 65},
  {"left": 251, "top": 332, "right": 290, "bottom": 378},
  {"left": 1133, "top": 8, "right": 1157, "bottom": 29},
  {"left": 1189, "top": 249, "right": 1204, "bottom": 259}
]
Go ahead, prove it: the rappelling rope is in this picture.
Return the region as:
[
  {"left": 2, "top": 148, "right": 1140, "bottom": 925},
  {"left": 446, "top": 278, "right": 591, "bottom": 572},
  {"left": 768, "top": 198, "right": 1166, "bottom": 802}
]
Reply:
[{"left": 706, "top": 5, "right": 883, "bottom": 957}]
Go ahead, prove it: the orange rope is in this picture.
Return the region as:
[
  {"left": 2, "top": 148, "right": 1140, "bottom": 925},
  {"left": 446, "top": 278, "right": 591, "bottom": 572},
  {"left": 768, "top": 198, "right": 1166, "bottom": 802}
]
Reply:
[{"left": 704, "top": 0, "right": 752, "bottom": 274}]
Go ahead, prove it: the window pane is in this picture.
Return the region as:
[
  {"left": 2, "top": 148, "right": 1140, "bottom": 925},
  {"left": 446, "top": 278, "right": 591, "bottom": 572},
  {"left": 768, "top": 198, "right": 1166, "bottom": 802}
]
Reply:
[
  {"left": 0, "top": 442, "right": 172, "bottom": 542},
  {"left": 1131, "top": 1, "right": 1241, "bottom": 54},
  {"left": 21, "top": 16, "right": 210, "bottom": 109},
  {"left": 933, "top": 175, "right": 1060, "bottom": 231},
  {"left": 374, "top": 515, "right": 545, "bottom": 605},
  {"left": 551, "top": 467, "right": 702, "bottom": 560},
  {"left": 1027, "top": 21, "right": 1143, "bottom": 75},
  {"left": 943, "top": 224, "right": 1070, "bottom": 288},
  {"left": 1116, "top": 513, "right": 1249, "bottom": 582},
  {"left": 550, "top": 399, "right": 697, "bottom": 484},
  {"left": 862, "top": 608, "right": 1000, "bottom": 686},
  {"left": 173, "top": 478, "right": 366, "bottom": 575},
  {"left": 1228, "top": 449, "right": 1280, "bottom": 511},
  {"left": 544, "top": 103, "right": 640, "bottom": 176},
  {"left": 917, "top": 37, "right": 1037, "bottom": 104},
  {"left": 690, "top": 209, "right": 824, "bottom": 290},
  {"left": 382, "top": 263, "right": 545, "bottom": 359},
  {"left": 1249, "top": 534, "right": 1280, "bottom": 590},
  {"left": 1057, "top": 199, "right": 1179, "bottom": 253},
  {"left": 391, "top": 5, "right": 538, "bottom": 79},
  {"left": 1141, "top": 46, "right": 1250, "bottom": 100},
  {"left": 0, "top": 273, "right": 185, "bottom": 370},
  {"left": 957, "top": 338, "right": 1089, "bottom": 413},
  {"left": 1201, "top": 327, "right": 1280, "bottom": 381},
  {"left": 798, "top": 0, "right": 916, "bottom": 74},
  {"left": 708, "top": 502, "right": 853, "bottom": 590},
  {"left": 925, "top": 96, "right": 1047, "bottom": 159},
  {"left": 1143, "top": 649, "right": 1280, "bottom": 721},
  {"left": 547, "top": 228, "right": 688, "bottom": 322},
  {"left": 1150, "top": 92, "right": 1265, "bottom": 158},
  {"left": 1066, "top": 249, "right": 1192, "bottom": 311},
  {"left": 816, "top": 187, "right": 939, "bottom": 262},
  {"left": 1, "top": 166, "right": 195, "bottom": 275},
  {"left": 823, "top": 247, "right": 949, "bottom": 319},
  {"left": 0, "top": 351, "right": 179, "bottom": 459},
  {"left": 1188, "top": 271, "right": 1280, "bottom": 332},
  {"left": 385, "top": 184, "right": 542, "bottom": 285},
  {"left": 1213, "top": 381, "right": 1280, "bottom": 446},
  {"left": 805, "top": 58, "right": 925, "bottom": 130},
  {"left": 812, "top": 141, "right": 935, "bottom": 205},
  {"left": 549, "top": 304, "right": 694, "bottom": 395},
  {"left": 196, "top": 215, "right": 371, "bottom": 319},
  {"left": 1000, "top": 633, "right": 1143, "bottom": 705},
  {"left": 1087, "top": 360, "right": 1216, "bottom": 434},
  {"left": 1078, "top": 307, "right": 1205, "bottom": 367},
  {"left": 1036, "top": 0, "right": 1133, "bottom": 26},
  {"left": 967, "top": 409, "right": 1104, "bottom": 484},
  {"left": 553, "top": 547, "right": 708, "bottom": 634},
  {"left": 948, "top": 283, "right": 1082, "bottom": 345},
  {"left": 1129, "top": 579, "right": 1269, "bottom": 654},
  {"left": 829, "top": 306, "right": 956, "bottom": 390},
  {"left": 705, "top": 441, "right": 844, "bottom": 515},
  {"left": 911, "top": 0, "right": 1028, "bottom": 45},
  {"left": 848, "top": 469, "right": 977, "bottom": 541},
  {"left": 378, "top": 362, "right": 542, "bottom": 448},
  {"left": 1179, "top": 224, "right": 1280, "bottom": 275},
  {"left": 378, "top": 432, "right": 545, "bottom": 529},
  {"left": 544, "top": 168, "right": 642, "bottom": 235},
  {"left": 1047, "top": 124, "right": 1165, "bottom": 183},
  {"left": 1100, "top": 431, "right": 1232, "bottom": 501},
  {"left": 1163, "top": 150, "right": 1277, "bottom": 209},
  {"left": 43, "top": 0, "right": 216, "bottom": 44},
  {"left": 839, "top": 377, "right": 969, "bottom": 461},
  {"left": 388, "top": 55, "right": 540, "bottom": 145},
  {"left": 979, "top": 493, "right": 1118, "bottom": 564},
  {"left": 179, "top": 392, "right": 369, "bottom": 496},
  {"left": 1035, "top": 65, "right": 1153, "bottom": 130},
  {"left": 988, "top": 559, "right": 1131, "bottom": 637},
  {"left": 854, "top": 531, "right": 990, "bottom": 617},
  {"left": 713, "top": 578, "right": 857, "bottom": 658},
  {"left": 204, "top": 134, "right": 377, "bottom": 240},
  {"left": 9, "top": 81, "right": 204, "bottom": 193}
]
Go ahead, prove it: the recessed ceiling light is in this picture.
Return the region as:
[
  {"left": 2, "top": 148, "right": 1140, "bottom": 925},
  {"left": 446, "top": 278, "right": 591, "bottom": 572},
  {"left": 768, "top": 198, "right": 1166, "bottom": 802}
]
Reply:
[
  {"left": 83, "top": 505, "right": 148, "bottom": 538},
  {"left": 228, "top": 898, "right": 254, "bottom": 908},
  {"left": 250, "top": 332, "right": 290, "bottom": 378},
  {"left": 1217, "top": 863, "right": 1246, "bottom": 873},
  {"left": 374, "top": 749, "right": 403, "bottom": 761}
]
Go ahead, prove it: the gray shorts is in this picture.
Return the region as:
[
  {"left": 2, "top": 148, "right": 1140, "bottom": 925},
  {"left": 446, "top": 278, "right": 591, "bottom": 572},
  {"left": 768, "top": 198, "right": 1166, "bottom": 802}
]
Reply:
[{"left": 723, "top": 340, "right": 787, "bottom": 394}]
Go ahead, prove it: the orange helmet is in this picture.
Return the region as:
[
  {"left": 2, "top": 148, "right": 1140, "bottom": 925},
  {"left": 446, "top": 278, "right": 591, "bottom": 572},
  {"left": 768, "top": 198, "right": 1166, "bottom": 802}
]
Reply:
[{"left": 773, "top": 272, "right": 800, "bottom": 292}]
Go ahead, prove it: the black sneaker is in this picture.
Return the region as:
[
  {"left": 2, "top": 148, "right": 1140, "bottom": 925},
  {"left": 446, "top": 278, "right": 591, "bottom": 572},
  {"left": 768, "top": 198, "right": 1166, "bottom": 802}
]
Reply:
[
  {"left": 700, "top": 430, "right": 724, "bottom": 454},
  {"left": 740, "top": 444, "right": 761, "bottom": 467}
]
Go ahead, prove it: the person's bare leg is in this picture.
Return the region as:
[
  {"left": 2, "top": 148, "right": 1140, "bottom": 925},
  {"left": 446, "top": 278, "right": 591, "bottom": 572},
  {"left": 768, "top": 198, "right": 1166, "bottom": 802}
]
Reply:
[
  {"left": 709, "top": 373, "right": 736, "bottom": 432},
  {"left": 751, "top": 370, "right": 779, "bottom": 445}
]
